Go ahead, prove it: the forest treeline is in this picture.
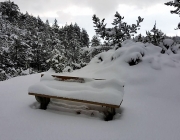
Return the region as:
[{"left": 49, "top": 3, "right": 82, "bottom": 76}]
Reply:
[
  {"left": 0, "top": 0, "right": 180, "bottom": 81},
  {"left": 0, "top": 1, "right": 93, "bottom": 80}
]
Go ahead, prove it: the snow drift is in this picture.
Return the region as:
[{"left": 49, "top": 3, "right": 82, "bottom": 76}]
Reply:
[{"left": 1, "top": 40, "right": 180, "bottom": 140}]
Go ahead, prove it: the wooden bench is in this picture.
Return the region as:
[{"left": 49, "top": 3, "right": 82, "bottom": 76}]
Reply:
[{"left": 28, "top": 74, "right": 124, "bottom": 121}]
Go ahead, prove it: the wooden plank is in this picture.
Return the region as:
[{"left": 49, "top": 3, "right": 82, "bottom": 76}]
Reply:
[
  {"left": 41, "top": 74, "right": 85, "bottom": 83},
  {"left": 29, "top": 92, "right": 121, "bottom": 108},
  {"left": 41, "top": 74, "right": 105, "bottom": 83},
  {"left": 53, "top": 75, "right": 85, "bottom": 83}
]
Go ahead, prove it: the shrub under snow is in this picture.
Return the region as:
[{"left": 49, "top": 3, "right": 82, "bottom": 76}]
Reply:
[{"left": 90, "top": 39, "right": 180, "bottom": 69}]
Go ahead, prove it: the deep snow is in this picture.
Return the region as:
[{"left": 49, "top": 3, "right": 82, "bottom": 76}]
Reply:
[{"left": 0, "top": 40, "right": 180, "bottom": 140}]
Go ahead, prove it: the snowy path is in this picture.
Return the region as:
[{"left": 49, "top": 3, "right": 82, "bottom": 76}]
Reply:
[{"left": 0, "top": 64, "right": 180, "bottom": 140}]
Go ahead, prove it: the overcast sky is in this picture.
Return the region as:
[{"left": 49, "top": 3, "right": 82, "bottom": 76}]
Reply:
[{"left": 3, "top": 0, "right": 180, "bottom": 39}]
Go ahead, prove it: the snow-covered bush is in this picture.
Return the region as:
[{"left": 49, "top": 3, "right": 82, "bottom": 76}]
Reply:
[
  {"left": 160, "top": 38, "right": 174, "bottom": 54},
  {"left": 20, "top": 68, "right": 36, "bottom": 75},
  {"left": 89, "top": 39, "right": 180, "bottom": 69},
  {"left": 47, "top": 49, "right": 68, "bottom": 73},
  {"left": 134, "top": 34, "right": 145, "bottom": 42},
  {"left": 144, "top": 23, "right": 165, "bottom": 46},
  {"left": 133, "top": 24, "right": 180, "bottom": 55},
  {"left": 113, "top": 40, "right": 146, "bottom": 66},
  {"left": 6, "top": 67, "right": 17, "bottom": 77},
  {"left": 89, "top": 46, "right": 113, "bottom": 59},
  {"left": 158, "top": 38, "right": 180, "bottom": 54},
  {"left": 79, "top": 48, "right": 91, "bottom": 64},
  {"left": 63, "top": 66, "right": 73, "bottom": 73},
  {"left": 0, "top": 69, "right": 7, "bottom": 81},
  {"left": 171, "top": 44, "right": 180, "bottom": 54},
  {"left": 81, "top": 45, "right": 113, "bottom": 63},
  {"left": 125, "top": 52, "right": 143, "bottom": 66},
  {"left": 90, "top": 40, "right": 146, "bottom": 66}
]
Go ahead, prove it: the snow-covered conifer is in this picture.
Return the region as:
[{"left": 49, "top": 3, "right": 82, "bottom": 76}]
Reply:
[
  {"left": 92, "top": 12, "right": 143, "bottom": 47},
  {"left": 47, "top": 49, "right": 67, "bottom": 73},
  {"left": 145, "top": 22, "right": 165, "bottom": 46},
  {"left": 52, "top": 19, "right": 59, "bottom": 33},
  {"left": 91, "top": 35, "right": 101, "bottom": 47},
  {"left": 81, "top": 28, "right": 89, "bottom": 47},
  {"left": 165, "top": 0, "right": 180, "bottom": 29}
]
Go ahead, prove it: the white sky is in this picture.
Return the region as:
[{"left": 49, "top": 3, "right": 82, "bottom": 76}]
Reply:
[{"left": 3, "top": 0, "right": 180, "bottom": 39}]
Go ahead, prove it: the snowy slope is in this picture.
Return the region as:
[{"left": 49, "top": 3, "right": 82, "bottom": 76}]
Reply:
[{"left": 0, "top": 40, "right": 180, "bottom": 140}]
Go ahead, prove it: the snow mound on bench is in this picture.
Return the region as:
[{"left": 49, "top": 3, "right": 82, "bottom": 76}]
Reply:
[{"left": 29, "top": 74, "right": 124, "bottom": 106}]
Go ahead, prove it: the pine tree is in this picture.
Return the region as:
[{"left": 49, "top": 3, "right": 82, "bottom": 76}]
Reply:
[
  {"left": 92, "top": 12, "right": 143, "bottom": 47},
  {"left": 165, "top": 0, "right": 180, "bottom": 29},
  {"left": 37, "top": 16, "right": 44, "bottom": 32},
  {"left": 0, "top": 0, "right": 20, "bottom": 22},
  {"left": 145, "top": 22, "right": 165, "bottom": 46},
  {"left": 52, "top": 18, "right": 59, "bottom": 33},
  {"left": 74, "top": 23, "right": 81, "bottom": 40},
  {"left": 91, "top": 35, "right": 101, "bottom": 47},
  {"left": 81, "top": 28, "right": 89, "bottom": 47},
  {"left": 47, "top": 49, "right": 68, "bottom": 73},
  {"left": 134, "top": 34, "right": 144, "bottom": 42},
  {"left": 45, "top": 19, "right": 50, "bottom": 27}
]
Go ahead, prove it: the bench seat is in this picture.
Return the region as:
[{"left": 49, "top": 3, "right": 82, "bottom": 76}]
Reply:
[{"left": 28, "top": 74, "right": 124, "bottom": 120}]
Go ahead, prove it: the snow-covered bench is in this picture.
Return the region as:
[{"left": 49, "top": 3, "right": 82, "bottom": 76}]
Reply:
[{"left": 28, "top": 74, "right": 124, "bottom": 120}]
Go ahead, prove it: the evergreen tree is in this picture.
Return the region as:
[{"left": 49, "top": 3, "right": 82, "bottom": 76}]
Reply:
[
  {"left": 81, "top": 28, "right": 89, "bottom": 47},
  {"left": 134, "top": 34, "right": 144, "bottom": 42},
  {"left": 145, "top": 22, "right": 165, "bottom": 46},
  {"left": 165, "top": 0, "right": 180, "bottom": 29},
  {"left": 74, "top": 23, "right": 81, "bottom": 40},
  {"left": 52, "top": 18, "right": 59, "bottom": 33},
  {"left": 37, "top": 16, "right": 44, "bottom": 32},
  {"left": 92, "top": 12, "right": 143, "bottom": 47},
  {"left": 91, "top": 35, "right": 101, "bottom": 47},
  {"left": 47, "top": 49, "right": 68, "bottom": 73},
  {"left": 45, "top": 19, "right": 50, "bottom": 27},
  {"left": 0, "top": 0, "right": 20, "bottom": 22}
]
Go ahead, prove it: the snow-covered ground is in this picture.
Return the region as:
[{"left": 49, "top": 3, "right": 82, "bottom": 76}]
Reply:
[{"left": 1, "top": 40, "right": 180, "bottom": 140}]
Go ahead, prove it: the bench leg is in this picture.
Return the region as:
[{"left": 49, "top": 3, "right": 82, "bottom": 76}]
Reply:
[
  {"left": 35, "top": 96, "right": 50, "bottom": 110},
  {"left": 104, "top": 107, "right": 116, "bottom": 121},
  {"left": 40, "top": 97, "right": 50, "bottom": 110}
]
